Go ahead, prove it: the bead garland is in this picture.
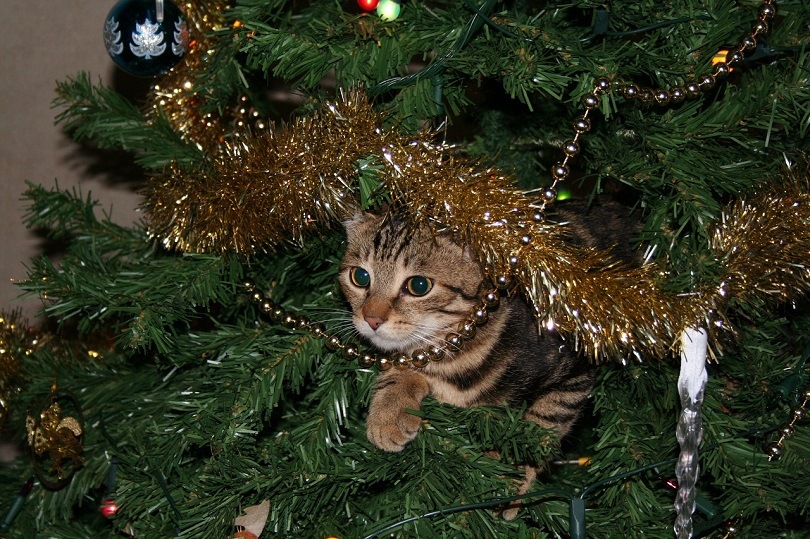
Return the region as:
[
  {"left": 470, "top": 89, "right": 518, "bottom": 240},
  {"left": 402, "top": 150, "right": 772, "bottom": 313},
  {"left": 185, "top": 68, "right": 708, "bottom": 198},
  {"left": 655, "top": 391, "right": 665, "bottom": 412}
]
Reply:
[
  {"left": 763, "top": 387, "right": 810, "bottom": 461},
  {"left": 246, "top": 0, "right": 778, "bottom": 371},
  {"left": 538, "top": 0, "right": 778, "bottom": 211},
  {"left": 244, "top": 279, "right": 506, "bottom": 370}
]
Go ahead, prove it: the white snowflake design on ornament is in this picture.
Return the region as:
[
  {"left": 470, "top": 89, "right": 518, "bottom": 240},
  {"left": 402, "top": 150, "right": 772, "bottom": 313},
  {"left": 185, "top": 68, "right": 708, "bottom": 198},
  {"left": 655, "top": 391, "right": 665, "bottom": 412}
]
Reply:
[
  {"left": 103, "top": 18, "right": 124, "bottom": 55},
  {"left": 172, "top": 19, "right": 189, "bottom": 56},
  {"left": 130, "top": 18, "right": 167, "bottom": 59}
]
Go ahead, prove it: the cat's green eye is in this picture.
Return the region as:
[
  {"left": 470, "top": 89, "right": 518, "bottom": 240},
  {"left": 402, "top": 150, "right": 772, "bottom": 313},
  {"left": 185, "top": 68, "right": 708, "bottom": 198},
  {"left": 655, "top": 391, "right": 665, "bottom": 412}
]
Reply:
[
  {"left": 350, "top": 267, "right": 371, "bottom": 287},
  {"left": 405, "top": 276, "right": 433, "bottom": 296}
]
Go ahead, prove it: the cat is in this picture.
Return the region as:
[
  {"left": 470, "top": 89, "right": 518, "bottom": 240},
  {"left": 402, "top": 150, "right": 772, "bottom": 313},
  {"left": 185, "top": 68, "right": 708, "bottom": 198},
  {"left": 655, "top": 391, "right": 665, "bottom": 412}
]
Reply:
[{"left": 339, "top": 202, "right": 642, "bottom": 454}]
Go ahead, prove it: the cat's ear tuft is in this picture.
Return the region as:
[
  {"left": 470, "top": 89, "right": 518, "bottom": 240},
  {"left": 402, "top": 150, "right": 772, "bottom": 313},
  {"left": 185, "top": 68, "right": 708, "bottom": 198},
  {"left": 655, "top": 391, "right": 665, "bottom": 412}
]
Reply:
[{"left": 342, "top": 209, "right": 373, "bottom": 235}]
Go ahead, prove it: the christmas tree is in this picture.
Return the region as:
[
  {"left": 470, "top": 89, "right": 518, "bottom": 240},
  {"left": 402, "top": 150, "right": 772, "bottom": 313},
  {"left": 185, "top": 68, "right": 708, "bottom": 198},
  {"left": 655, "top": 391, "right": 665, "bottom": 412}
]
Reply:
[{"left": 2, "top": 0, "right": 809, "bottom": 537}]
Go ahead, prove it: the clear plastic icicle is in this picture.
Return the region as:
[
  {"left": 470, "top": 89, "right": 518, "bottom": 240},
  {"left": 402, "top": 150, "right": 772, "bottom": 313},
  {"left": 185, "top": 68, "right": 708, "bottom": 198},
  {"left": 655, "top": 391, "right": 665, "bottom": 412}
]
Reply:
[{"left": 674, "top": 327, "right": 709, "bottom": 538}]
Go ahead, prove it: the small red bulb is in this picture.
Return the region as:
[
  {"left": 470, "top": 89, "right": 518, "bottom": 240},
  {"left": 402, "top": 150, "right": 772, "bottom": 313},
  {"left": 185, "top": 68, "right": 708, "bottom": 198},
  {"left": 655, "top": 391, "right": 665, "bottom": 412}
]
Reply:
[
  {"left": 357, "top": 0, "right": 380, "bottom": 11},
  {"left": 99, "top": 498, "right": 119, "bottom": 518}
]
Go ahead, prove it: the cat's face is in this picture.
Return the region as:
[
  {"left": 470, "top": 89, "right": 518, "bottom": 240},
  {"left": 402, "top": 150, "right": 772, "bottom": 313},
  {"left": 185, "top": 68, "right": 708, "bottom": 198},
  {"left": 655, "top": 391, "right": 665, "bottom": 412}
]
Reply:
[{"left": 339, "top": 213, "right": 483, "bottom": 353}]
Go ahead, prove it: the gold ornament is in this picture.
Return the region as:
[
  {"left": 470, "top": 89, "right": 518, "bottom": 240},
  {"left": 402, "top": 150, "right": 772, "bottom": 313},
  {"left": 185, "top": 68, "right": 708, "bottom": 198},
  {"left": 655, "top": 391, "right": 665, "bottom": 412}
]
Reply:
[{"left": 26, "top": 387, "right": 84, "bottom": 489}]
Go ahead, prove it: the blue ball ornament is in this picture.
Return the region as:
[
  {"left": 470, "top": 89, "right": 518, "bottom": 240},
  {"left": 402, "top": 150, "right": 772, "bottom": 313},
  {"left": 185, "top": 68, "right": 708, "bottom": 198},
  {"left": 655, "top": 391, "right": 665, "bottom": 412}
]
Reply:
[{"left": 103, "top": 0, "right": 188, "bottom": 77}]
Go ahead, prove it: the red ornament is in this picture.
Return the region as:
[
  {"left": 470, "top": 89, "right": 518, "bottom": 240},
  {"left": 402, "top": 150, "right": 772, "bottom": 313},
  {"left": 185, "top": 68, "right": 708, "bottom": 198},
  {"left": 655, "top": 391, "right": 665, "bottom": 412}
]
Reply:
[
  {"left": 357, "top": 0, "right": 379, "bottom": 11},
  {"left": 99, "top": 497, "right": 119, "bottom": 518}
]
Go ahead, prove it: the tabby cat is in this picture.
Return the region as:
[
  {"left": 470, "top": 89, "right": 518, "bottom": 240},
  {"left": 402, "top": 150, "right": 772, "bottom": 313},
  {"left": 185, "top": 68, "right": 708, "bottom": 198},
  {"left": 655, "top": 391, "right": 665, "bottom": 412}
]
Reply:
[{"left": 339, "top": 204, "right": 640, "bottom": 453}]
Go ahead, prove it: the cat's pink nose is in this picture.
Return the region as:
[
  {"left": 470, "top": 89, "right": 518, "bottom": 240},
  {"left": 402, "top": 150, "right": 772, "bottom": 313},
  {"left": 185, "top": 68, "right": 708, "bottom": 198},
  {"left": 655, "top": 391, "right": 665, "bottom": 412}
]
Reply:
[{"left": 364, "top": 315, "right": 386, "bottom": 330}]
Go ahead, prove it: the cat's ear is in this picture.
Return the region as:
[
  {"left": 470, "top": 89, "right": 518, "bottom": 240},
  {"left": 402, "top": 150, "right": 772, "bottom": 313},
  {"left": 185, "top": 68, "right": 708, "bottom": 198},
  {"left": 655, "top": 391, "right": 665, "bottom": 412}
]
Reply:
[
  {"left": 462, "top": 244, "right": 479, "bottom": 263},
  {"left": 342, "top": 205, "right": 383, "bottom": 235},
  {"left": 342, "top": 208, "right": 375, "bottom": 235}
]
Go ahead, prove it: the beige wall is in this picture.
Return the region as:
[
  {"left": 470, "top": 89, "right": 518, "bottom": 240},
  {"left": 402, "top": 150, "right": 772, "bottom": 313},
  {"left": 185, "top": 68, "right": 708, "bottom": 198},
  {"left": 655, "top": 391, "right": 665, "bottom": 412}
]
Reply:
[{"left": 1, "top": 1, "right": 142, "bottom": 322}]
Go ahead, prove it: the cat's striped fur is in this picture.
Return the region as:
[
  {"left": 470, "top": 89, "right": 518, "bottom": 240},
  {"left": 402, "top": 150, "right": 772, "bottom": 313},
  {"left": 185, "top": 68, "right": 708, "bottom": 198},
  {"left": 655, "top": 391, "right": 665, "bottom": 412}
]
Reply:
[{"left": 340, "top": 204, "right": 639, "bottom": 453}]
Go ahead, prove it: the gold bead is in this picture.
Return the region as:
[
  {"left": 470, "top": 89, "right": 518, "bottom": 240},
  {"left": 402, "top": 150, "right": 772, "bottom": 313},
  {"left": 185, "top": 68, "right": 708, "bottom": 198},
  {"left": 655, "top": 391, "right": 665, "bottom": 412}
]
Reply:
[
  {"left": 376, "top": 356, "right": 392, "bottom": 371},
  {"left": 740, "top": 35, "right": 757, "bottom": 51},
  {"left": 359, "top": 354, "right": 376, "bottom": 368},
  {"left": 781, "top": 424, "right": 795, "bottom": 439},
  {"left": 507, "top": 254, "right": 520, "bottom": 267},
  {"left": 791, "top": 407, "right": 806, "bottom": 421},
  {"left": 445, "top": 333, "right": 463, "bottom": 350},
  {"left": 281, "top": 314, "right": 298, "bottom": 328},
  {"left": 654, "top": 90, "right": 670, "bottom": 106},
  {"left": 295, "top": 317, "right": 310, "bottom": 330},
  {"left": 394, "top": 355, "right": 411, "bottom": 370},
  {"left": 260, "top": 299, "right": 275, "bottom": 313},
  {"left": 519, "top": 233, "right": 532, "bottom": 246},
  {"left": 325, "top": 335, "right": 343, "bottom": 351},
  {"left": 621, "top": 84, "right": 639, "bottom": 100},
  {"left": 310, "top": 323, "right": 327, "bottom": 337},
  {"left": 713, "top": 63, "right": 731, "bottom": 79},
  {"left": 758, "top": 3, "right": 776, "bottom": 21},
  {"left": 699, "top": 74, "right": 716, "bottom": 89},
  {"left": 243, "top": 279, "right": 256, "bottom": 292},
  {"left": 752, "top": 20, "right": 768, "bottom": 36},
  {"left": 342, "top": 346, "right": 359, "bottom": 359},
  {"left": 482, "top": 290, "right": 500, "bottom": 308},
  {"left": 270, "top": 307, "right": 285, "bottom": 323},
  {"left": 470, "top": 305, "right": 489, "bottom": 325},
  {"left": 457, "top": 321, "right": 476, "bottom": 340},
  {"left": 593, "top": 76, "right": 611, "bottom": 94},
  {"left": 670, "top": 87, "right": 686, "bottom": 103},
  {"left": 638, "top": 87, "right": 655, "bottom": 104},
  {"left": 685, "top": 82, "right": 701, "bottom": 98},
  {"left": 563, "top": 140, "right": 581, "bottom": 157},
  {"left": 494, "top": 275, "right": 513, "bottom": 289},
  {"left": 532, "top": 210, "right": 545, "bottom": 223},
  {"left": 727, "top": 50, "right": 744, "bottom": 65},
  {"left": 573, "top": 116, "right": 591, "bottom": 134},
  {"left": 581, "top": 93, "right": 599, "bottom": 110},
  {"left": 764, "top": 442, "right": 783, "bottom": 461},
  {"left": 251, "top": 290, "right": 264, "bottom": 303},
  {"left": 411, "top": 350, "right": 429, "bottom": 368},
  {"left": 427, "top": 346, "right": 445, "bottom": 361},
  {"left": 543, "top": 188, "right": 558, "bottom": 203},
  {"left": 552, "top": 163, "right": 569, "bottom": 181}
]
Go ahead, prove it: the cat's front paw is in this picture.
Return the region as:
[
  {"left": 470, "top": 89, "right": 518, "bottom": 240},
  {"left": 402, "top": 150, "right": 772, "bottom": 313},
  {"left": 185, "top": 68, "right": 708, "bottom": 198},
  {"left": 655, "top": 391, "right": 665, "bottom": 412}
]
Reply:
[{"left": 366, "top": 408, "right": 422, "bottom": 452}]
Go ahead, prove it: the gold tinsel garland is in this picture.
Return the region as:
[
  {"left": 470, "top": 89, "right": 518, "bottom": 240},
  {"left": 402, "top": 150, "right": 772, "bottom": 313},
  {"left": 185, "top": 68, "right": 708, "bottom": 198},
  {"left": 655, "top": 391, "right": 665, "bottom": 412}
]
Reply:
[
  {"left": 147, "top": 1, "right": 232, "bottom": 150},
  {"left": 143, "top": 89, "right": 810, "bottom": 362},
  {"left": 0, "top": 311, "right": 39, "bottom": 425}
]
